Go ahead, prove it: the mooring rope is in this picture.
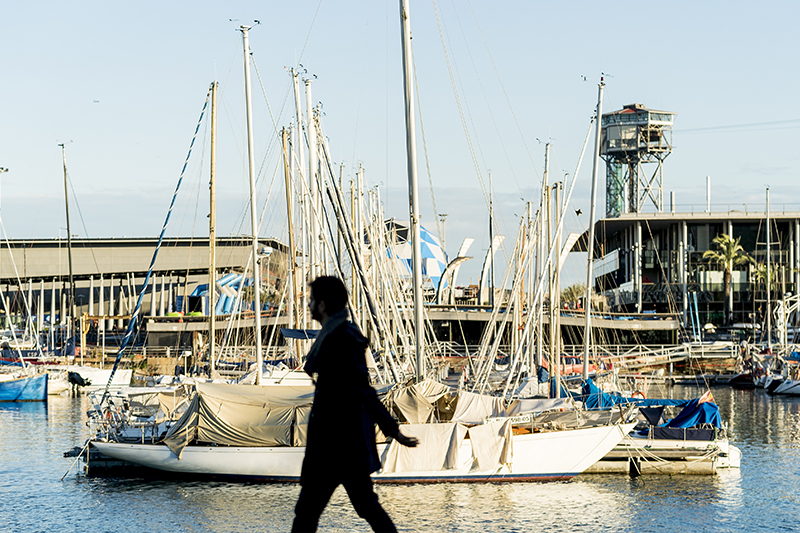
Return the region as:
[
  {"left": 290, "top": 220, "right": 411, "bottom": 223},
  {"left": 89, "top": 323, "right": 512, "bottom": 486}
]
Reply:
[{"left": 100, "top": 86, "right": 212, "bottom": 405}]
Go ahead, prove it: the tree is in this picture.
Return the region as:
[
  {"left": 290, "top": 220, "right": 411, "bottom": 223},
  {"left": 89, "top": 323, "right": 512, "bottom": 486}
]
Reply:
[
  {"left": 561, "top": 283, "right": 586, "bottom": 309},
  {"left": 702, "top": 234, "right": 752, "bottom": 325}
]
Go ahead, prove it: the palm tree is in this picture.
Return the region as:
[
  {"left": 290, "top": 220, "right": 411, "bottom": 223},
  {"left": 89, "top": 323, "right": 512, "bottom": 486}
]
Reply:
[{"left": 702, "top": 234, "right": 752, "bottom": 325}]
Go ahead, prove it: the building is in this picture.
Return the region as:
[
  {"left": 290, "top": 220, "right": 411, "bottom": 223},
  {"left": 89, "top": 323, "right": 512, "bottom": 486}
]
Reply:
[{"left": 588, "top": 103, "right": 798, "bottom": 328}]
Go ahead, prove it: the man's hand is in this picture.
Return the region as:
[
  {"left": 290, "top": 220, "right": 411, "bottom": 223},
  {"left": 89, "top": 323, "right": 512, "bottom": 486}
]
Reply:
[{"left": 394, "top": 431, "right": 419, "bottom": 448}]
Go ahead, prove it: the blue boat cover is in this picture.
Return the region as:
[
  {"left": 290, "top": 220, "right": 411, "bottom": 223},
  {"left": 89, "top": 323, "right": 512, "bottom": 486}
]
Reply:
[
  {"left": 663, "top": 393, "right": 722, "bottom": 428},
  {"left": 574, "top": 378, "right": 692, "bottom": 410},
  {"left": 280, "top": 328, "right": 320, "bottom": 340}
]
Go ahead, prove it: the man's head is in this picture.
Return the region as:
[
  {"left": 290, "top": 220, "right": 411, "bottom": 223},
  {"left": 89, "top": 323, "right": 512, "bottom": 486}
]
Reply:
[{"left": 308, "top": 276, "right": 348, "bottom": 324}]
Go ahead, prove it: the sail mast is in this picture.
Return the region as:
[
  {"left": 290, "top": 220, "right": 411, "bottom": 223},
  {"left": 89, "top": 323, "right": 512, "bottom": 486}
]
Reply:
[
  {"left": 58, "top": 143, "right": 75, "bottom": 346},
  {"left": 281, "top": 127, "right": 297, "bottom": 330},
  {"left": 766, "top": 186, "right": 771, "bottom": 350},
  {"left": 582, "top": 79, "right": 604, "bottom": 380},
  {"left": 208, "top": 81, "right": 217, "bottom": 377},
  {"left": 240, "top": 25, "right": 263, "bottom": 384},
  {"left": 399, "top": 0, "right": 425, "bottom": 382}
]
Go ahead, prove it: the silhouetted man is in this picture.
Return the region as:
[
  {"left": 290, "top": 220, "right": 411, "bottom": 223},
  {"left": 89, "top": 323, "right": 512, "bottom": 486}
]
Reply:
[{"left": 292, "top": 276, "right": 418, "bottom": 533}]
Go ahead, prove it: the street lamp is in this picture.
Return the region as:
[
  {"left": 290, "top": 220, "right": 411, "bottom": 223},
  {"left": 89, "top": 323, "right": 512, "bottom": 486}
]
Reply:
[{"left": 0, "top": 168, "right": 8, "bottom": 215}]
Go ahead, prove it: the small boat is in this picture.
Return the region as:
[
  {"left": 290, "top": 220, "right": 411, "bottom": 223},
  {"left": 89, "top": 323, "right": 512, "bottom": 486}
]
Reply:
[
  {"left": 586, "top": 391, "right": 741, "bottom": 475},
  {"left": 48, "top": 365, "right": 133, "bottom": 391},
  {"left": 727, "top": 372, "right": 756, "bottom": 389},
  {"left": 0, "top": 372, "right": 48, "bottom": 401},
  {"left": 771, "top": 377, "right": 800, "bottom": 396}
]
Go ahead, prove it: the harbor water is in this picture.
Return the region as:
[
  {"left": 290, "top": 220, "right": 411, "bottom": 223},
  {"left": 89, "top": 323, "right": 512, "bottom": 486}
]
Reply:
[{"left": 2, "top": 384, "right": 800, "bottom": 532}]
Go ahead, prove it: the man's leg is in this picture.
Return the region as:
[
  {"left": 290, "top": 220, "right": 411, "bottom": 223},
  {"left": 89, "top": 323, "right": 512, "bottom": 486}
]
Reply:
[
  {"left": 342, "top": 476, "right": 397, "bottom": 533},
  {"left": 291, "top": 479, "right": 338, "bottom": 533}
]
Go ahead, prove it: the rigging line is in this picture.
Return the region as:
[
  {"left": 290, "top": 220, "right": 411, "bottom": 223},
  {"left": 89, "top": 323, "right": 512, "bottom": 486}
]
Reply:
[
  {"left": 65, "top": 173, "right": 101, "bottom": 274},
  {"left": 385, "top": 0, "right": 390, "bottom": 211},
  {"left": 251, "top": 55, "right": 291, "bottom": 140},
  {"left": 431, "top": 0, "right": 489, "bottom": 206},
  {"left": 255, "top": 155, "right": 283, "bottom": 242},
  {"left": 0, "top": 217, "right": 46, "bottom": 361},
  {"left": 449, "top": 0, "right": 525, "bottom": 204},
  {"left": 443, "top": 0, "right": 493, "bottom": 198},
  {"left": 677, "top": 119, "right": 800, "bottom": 133},
  {"left": 412, "top": 54, "right": 444, "bottom": 246},
  {"left": 349, "top": 0, "right": 373, "bottom": 170},
  {"left": 180, "top": 113, "right": 211, "bottom": 310},
  {"left": 465, "top": 0, "right": 540, "bottom": 182},
  {"left": 297, "top": 0, "right": 324, "bottom": 66},
  {"left": 100, "top": 87, "right": 212, "bottom": 405}
]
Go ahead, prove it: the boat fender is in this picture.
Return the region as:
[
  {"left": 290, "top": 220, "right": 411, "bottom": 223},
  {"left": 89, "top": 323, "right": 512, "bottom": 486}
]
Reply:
[{"left": 631, "top": 390, "right": 646, "bottom": 399}]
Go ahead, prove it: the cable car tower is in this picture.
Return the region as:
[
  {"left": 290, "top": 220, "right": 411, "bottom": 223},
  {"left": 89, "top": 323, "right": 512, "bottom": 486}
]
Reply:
[{"left": 601, "top": 103, "right": 676, "bottom": 217}]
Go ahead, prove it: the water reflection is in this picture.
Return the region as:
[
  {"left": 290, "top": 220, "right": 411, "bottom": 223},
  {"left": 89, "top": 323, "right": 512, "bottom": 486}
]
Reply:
[{"left": 4, "top": 387, "right": 800, "bottom": 532}]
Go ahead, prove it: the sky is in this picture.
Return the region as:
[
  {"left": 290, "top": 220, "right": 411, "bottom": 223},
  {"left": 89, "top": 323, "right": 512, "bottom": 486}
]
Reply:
[{"left": 1, "top": 1, "right": 798, "bottom": 287}]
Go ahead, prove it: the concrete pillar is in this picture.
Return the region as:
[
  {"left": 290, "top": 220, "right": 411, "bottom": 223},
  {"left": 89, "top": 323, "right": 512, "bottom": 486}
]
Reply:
[
  {"left": 681, "top": 221, "right": 688, "bottom": 327},
  {"left": 88, "top": 276, "right": 94, "bottom": 317},
  {"left": 27, "top": 279, "right": 33, "bottom": 322},
  {"left": 108, "top": 275, "right": 115, "bottom": 331},
  {"left": 127, "top": 273, "right": 135, "bottom": 315},
  {"left": 98, "top": 274, "right": 104, "bottom": 334},
  {"left": 150, "top": 275, "right": 156, "bottom": 316},
  {"left": 37, "top": 279, "right": 44, "bottom": 346},
  {"left": 168, "top": 276, "right": 174, "bottom": 314},
  {"left": 117, "top": 277, "right": 125, "bottom": 330},
  {"left": 636, "top": 221, "right": 642, "bottom": 313},
  {"left": 159, "top": 274, "right": 165, "bottom": 316},
  {"left": 61, "top": 290, "right": 66, "bottom": 327}
]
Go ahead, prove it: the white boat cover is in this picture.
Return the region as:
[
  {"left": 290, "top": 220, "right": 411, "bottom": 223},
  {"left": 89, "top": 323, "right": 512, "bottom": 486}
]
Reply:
[
  {"left": 452, "top": 392, "right": 574, "bottom": 424},
  {"left": 163, "top": 382, "right": 315, "bottom": 458},
  {"left": 391, "top": 379, "right": 452, "bottom": 423},
  {"left": 381, "top": 423, "right": 467, "bottom": 473},
  {"left": 381, "top": 419, "right": 514, "bottom": 473},
  {"left": 509, "top": 397, "right": 576, "bottom": 416},
  {"left": 451, "top": 391, "right": 507, "bottom": 423},
  {"left": 467, "top": 419, "right": 513, "bottom": 471}
]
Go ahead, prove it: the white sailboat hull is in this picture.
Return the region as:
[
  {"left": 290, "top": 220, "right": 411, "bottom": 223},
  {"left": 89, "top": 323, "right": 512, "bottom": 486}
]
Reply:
[
  {"left": 51, "top": 366, "right": 133, "bottom": 390},
  {"left": 91, "top": 422, "right": 635, "bottom": 482}
]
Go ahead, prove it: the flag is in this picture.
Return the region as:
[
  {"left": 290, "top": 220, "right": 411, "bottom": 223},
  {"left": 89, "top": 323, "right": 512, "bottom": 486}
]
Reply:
[{"left": 698, "top": 390, "right": 715, "bottom": 404}]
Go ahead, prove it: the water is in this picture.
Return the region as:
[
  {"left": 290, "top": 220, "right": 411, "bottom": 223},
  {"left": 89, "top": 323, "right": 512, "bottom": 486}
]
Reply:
[{"left": 2, "top": 385, "right": 800, "bottom": 532}]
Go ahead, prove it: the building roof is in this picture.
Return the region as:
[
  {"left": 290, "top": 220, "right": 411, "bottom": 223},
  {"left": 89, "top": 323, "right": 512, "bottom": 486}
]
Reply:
[{"left": 569, "top": 210, "right": 800, "bottom": 253}]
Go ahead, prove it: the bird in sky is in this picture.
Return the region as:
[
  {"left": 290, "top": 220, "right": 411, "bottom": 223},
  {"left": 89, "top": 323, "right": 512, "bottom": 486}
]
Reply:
[
  {"left": 93, "top": 100, "right": 100, "bottom": 103},
  {"left": 575, "top": 209, "right": 583, "bottom": 216}
]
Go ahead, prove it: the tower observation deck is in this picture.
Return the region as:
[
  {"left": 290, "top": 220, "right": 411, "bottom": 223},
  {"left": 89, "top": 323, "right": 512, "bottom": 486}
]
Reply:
[{"left": 601, "top": 103, "right": 676, "bottom": 218}]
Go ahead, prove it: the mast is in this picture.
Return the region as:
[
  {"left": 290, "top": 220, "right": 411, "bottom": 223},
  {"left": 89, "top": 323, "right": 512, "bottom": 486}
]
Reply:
[
  {"left": 306, "top": 80, "right": 319, "bottom": 280},
  {"left": 281, "top": 127, "right": 297, "bottom": 330},
  {"left": 399, "top": 0, "right": 425, "bottom": 382},
  {"left": 766, "top": 186, "right": 771, "bottom": 350},
  {"left": 582, "top": 78, "right": 604, "bottom": 380},
  {"left": 291, "top": 72, "right": 308, "bottom": 330},
  {"left": 240, "top": 25, "right": 263, "bottom": 384},
  {"left": 59, "top": 143, "right": 75, "bottom": 344},
  {"left": 208, "top": 80, "right": 217, "bottom": 377},
  {"left": 489, "top": 170, "right": 494, "bottom": 308},
  {"left": 551, "top": 182, "right": 562, "bottom": 397}
]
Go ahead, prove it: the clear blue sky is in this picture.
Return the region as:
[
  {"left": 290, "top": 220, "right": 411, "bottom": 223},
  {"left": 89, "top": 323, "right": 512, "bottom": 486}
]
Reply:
[{"left": 1, "top": 1, "right": 798, "bottom": 286}]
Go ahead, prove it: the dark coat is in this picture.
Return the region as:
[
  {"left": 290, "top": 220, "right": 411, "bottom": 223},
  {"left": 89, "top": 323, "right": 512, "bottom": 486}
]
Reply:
[{"left": 300, "top": 319, "right": 399, "bottom": 484}]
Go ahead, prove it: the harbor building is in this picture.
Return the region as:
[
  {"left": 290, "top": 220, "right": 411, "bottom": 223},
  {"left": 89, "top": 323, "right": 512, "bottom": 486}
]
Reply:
[{"left": 589, "top": 103, "right": 800, "bottom": 329}]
